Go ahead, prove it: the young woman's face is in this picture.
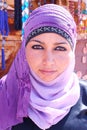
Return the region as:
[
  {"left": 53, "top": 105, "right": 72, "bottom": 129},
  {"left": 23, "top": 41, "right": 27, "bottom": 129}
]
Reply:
[{"left": 25, "top": 33, "right": 74, "bottom": 82}]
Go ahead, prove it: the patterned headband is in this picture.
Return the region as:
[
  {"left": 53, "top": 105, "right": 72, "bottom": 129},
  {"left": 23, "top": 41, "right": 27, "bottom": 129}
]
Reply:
[{"left": 26, "top": 26, "right": 73, "bottom": 48}]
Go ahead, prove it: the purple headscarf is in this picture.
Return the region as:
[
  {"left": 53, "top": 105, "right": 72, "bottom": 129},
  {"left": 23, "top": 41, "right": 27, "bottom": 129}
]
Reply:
[
  {"left": 24, "top": 4, "right": 77, "bottom": 50},
  {"left": 0, "top": 4, "right": 80, "bottom": 130}
]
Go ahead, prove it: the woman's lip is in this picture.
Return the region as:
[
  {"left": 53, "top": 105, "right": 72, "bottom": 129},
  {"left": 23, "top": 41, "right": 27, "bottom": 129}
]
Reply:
[{"left": 39, "top": 69, "right": 57, "bottom": 74}]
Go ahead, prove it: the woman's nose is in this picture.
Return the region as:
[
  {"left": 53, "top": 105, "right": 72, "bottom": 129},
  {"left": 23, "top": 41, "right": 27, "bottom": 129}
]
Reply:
[{"left": 43, "top": 51, "right": 55, "bottom": 66}]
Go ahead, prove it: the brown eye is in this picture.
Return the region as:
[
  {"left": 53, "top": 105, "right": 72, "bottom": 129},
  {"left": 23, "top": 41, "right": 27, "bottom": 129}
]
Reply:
[
  {"left": 55, "top": 46, "right": 67, "bottom": 51},
  {"left": 32, "top": 45, "right": 44, "bottom": 50}
]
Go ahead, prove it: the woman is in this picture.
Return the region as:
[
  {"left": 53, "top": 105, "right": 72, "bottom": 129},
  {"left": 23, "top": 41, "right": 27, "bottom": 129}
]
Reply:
[{"left": 0, "top": 4, "right": 87, "bottom": 130}]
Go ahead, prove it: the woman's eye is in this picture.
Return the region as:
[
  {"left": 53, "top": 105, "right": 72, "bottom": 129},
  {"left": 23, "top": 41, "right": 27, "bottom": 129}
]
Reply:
[
  {"left": 32, "top": 45, "right": 44, "bottom": 49},
  {"left": 55, "top": 46, "right": 67, "bottom": 51}
]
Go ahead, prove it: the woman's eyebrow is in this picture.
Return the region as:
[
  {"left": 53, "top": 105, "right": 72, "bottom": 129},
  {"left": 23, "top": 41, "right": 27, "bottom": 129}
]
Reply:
[
  {"left": 30, "top": 39, "right": 67, "bottom": 45},
  {"left": 30, "top": 39, "right": 44, "bottom": 44},
  {"left": 54, "top": 42, "right": 68, "bottom": 45}
]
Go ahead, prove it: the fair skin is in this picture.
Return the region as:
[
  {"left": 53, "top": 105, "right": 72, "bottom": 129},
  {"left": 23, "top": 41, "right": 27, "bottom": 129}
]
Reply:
[{"left": 25, "top": 33, "right": 74, "bottom": 82}]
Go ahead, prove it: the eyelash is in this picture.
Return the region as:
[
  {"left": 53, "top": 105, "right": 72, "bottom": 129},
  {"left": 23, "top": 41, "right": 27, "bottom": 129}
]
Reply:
[
  {"left": 32, "top": 45, "right": 44, "bottom": 49},
  {"left": 55, "top": 46, "right": 67, "bottom": 51},
  {"left": 32, "top": 45, "right": 67, "bottom": 51}
]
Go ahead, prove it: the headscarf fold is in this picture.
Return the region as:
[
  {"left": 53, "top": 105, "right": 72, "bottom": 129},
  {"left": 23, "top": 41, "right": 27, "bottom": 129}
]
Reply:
[{"left": 28, "top": 59, "right": 80, "bottom": 129}]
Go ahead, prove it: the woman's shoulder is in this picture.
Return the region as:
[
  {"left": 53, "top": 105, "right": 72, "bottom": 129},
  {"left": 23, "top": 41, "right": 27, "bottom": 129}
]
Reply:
[
  {"left": 79, "top": 79, "right": 87, "bottom": 94},
  {"left": 79, "top": 79, "right": 87, "bottom": 88}
]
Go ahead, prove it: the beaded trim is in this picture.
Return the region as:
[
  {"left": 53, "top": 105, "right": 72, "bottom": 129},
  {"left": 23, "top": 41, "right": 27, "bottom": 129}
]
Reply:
[{"left": 26, "top": 26, "right": 73, "bottom": 48}]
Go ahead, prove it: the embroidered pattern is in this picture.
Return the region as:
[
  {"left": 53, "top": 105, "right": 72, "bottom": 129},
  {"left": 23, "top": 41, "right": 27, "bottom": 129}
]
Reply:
[{"left": 26, "top": 26, "right": 73, "bottom": 48}]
